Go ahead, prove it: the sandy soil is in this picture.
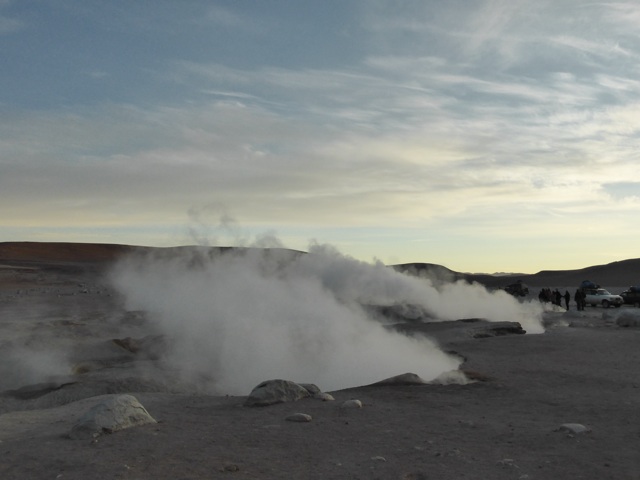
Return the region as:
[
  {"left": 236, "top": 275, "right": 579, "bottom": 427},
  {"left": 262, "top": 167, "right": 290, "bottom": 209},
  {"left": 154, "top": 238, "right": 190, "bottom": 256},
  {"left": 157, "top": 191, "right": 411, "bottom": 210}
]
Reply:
[{"left": 1, "top": 257, "right": 640, "bottom": 480}]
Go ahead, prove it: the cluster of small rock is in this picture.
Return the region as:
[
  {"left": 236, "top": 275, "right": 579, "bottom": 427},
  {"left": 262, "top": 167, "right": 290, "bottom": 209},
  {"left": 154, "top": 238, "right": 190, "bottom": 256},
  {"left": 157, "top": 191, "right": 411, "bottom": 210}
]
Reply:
[
  {"left": 243, "top": 378, "right": 366, "bottom": 423},
  {"left": 66, "top": 375, "right": 407, "bottom": 439}
]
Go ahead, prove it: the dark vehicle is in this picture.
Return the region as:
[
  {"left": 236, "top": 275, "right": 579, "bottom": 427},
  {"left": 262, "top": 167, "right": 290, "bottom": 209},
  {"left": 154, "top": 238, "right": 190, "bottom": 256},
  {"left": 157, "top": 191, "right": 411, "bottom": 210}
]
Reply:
[
  {"left": 621, "top": 286, "right": 640, "bottom": 307},
  {"left": 504, "top": 281, "right": 529, "bottom": 297}
]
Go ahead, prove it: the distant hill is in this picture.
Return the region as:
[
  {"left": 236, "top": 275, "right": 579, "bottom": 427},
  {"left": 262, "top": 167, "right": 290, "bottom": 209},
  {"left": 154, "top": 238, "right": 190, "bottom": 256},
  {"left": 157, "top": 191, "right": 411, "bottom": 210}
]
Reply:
[
  {"left": 519, "top": 259, "right": 640, "bottom": 288},
  {"left": 1, "top": 242, "right": 638, "bottom": 289},
  {"left": 395, "top": 259, "right": 640, "bottom": 289},
  {"left": 390, "top": 263, "right": 467, "bottom": 283},
  {"left": 0, "top": 242, "right": 301, "bottom": 266},
  {"left": 0, "top": 242, "right": 138, "bottom": 263}
]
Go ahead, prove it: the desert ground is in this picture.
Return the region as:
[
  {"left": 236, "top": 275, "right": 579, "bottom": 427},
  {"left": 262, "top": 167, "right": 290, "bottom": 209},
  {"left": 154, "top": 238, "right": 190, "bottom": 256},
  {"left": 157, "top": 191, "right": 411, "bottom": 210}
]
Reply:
[{"left": 1, "top": 243, "right": 640, "bottom": 480}]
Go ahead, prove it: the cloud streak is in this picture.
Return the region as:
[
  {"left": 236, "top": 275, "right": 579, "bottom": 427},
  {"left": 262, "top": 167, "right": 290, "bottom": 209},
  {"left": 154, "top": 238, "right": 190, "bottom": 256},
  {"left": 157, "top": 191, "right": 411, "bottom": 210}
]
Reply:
[{"left": 1, "top": 1, "right": 640, "bottom": 271}]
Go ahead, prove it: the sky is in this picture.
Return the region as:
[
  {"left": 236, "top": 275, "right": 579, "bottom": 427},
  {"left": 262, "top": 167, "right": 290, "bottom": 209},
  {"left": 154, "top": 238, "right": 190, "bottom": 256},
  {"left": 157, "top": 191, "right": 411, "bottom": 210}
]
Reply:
[{"left": 1, "top": 0, "right": 639, "bottom": 274}]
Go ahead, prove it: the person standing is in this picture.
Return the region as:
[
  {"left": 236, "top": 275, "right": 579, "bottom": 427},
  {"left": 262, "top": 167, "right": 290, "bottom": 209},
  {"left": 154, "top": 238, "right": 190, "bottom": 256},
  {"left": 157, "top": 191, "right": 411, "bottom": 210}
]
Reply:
[
  {"left": 574, "top": 288, "right": 585, "bottom": 310},
  {"left": 564, "top": 290, "right": 570, "bottom": 310}
]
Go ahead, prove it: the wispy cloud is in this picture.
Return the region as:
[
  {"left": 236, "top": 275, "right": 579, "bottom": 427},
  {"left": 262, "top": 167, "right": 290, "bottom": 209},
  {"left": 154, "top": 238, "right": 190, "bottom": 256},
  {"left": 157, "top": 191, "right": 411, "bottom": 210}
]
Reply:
[
  {"left": 202, "top": 5, "right": 270, "bottom": 33},
  {"left": 0, "top": 15, "right": 22, "bottom": 34},
  {"left": 2, "top": 0, "right": 640, "bottom": 270},
  {"left": 604, "top": 2, "right": 640, "bottom": 25},
  {"left": 550, "top": 34, "right": 634, "bottom": 59}
]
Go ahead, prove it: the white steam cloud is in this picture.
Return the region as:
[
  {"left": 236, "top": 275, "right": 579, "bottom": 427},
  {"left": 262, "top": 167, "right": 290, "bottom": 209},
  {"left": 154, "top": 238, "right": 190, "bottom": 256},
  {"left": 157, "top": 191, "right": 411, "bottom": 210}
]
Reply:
[{"left": 108, "top": 244, "right": 544, "bottom": 394}]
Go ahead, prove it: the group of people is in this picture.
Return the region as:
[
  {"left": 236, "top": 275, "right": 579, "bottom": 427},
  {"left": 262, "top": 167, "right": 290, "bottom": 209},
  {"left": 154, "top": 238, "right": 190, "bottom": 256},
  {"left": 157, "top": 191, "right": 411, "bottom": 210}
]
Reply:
[
  {"left": 538, "top": 288, "right": 571, "bottom": 309},
  {"left": 538, "top": 287, "right": 587, "bottom": 310}
]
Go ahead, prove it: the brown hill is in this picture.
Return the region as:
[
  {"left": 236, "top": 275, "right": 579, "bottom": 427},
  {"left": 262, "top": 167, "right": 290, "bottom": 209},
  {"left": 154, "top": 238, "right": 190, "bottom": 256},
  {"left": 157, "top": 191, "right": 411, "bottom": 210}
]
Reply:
[
  {"left": 0, "top": 242, "right": 138, "bottom": 264},
  {"left": 1, "top": 242, "right": 638, "bottom": 289},
  {"left": 0, "top": 242, "right": 300, "bottom": 267}
]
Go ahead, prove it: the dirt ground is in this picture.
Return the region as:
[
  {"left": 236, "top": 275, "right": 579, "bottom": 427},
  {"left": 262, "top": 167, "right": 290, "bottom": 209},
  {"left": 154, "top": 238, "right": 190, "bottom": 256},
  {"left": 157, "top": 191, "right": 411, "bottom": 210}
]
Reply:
[{"left": 1, "top": 259, "right": 640, "bottom": 480}]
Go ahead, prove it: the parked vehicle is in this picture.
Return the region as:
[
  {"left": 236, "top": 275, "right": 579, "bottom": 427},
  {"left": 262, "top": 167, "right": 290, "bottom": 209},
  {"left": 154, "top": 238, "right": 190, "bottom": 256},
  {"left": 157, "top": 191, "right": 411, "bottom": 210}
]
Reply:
[
  {"left": 583, "top": 288, "right": 623, "bottom": 308},
  {"left": 580, "top": 280, "right": 599, "bottom": 290},
  {"left": 620, "top": 286, "right": 640, "bottom": 307},
  {"left": 504, "top": 281, "right": 529, "bottom": 297}
]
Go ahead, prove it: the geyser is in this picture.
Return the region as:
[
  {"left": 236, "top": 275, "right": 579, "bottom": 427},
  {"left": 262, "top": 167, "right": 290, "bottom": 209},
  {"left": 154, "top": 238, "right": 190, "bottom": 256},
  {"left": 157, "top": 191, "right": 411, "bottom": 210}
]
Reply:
[{"left": 108, "top": 244, "right": 544, "bottom": 394}]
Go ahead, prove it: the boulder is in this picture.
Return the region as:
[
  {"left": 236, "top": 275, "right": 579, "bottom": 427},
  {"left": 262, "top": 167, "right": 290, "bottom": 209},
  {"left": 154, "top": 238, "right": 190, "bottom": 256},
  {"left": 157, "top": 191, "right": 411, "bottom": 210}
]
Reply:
[
  {"left": 244, "top": 379, "right": 310, "bottom": 407},
  {"left": 69, "top": 394, "right": 156, "bottom": 438}
]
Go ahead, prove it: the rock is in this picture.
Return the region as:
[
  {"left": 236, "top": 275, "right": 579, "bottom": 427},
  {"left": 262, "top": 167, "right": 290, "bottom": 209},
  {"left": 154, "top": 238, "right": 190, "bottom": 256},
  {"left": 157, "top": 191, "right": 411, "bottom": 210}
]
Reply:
[
  {"left": 112, "top": 337, "right": 141, "bottom": 353},
  {"left": 556, "top": 423, "right": 591, "bottom": 434},
  {"left": 244, "top": 379, "right": 310, "bottom": 407},
  {"left": 341, "top": 399, "right": 363, "bottom": 408},
  {"left": 286, "top": 413, "right": 312, "bottom": 422},
  {"left": 112, "top": 334, "right": 167, "bottom": 359},
  {"left": 461, "top": 369, "right": 493, "bottom": 382},
  {"left": 313, "top": 392, "right": 335, "bottom": 401},
  {"left": 471, "top": 321, "right": 526, "bottom": 338},
  {"left": 69, "top": 394, "right": 156, "bottom": 439},
  {"left": 298, "top": 383, "right": 321, "bottom": 395},
  {"left": 298, "top": 383, "right": 335, "bottom": 401},
  {"left": 615, "top": 311, "right": 640, "bottom": 328},
  {"left": 497, "top": 458, "right": 518, "bottom": 468},
  {"left": 369, "top": 372, "right": 427, "bottom": 386}
]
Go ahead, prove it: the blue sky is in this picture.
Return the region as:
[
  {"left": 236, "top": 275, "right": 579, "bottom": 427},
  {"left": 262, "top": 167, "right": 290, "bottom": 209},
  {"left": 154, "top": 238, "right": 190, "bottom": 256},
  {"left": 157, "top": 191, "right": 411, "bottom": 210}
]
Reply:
[{"left": 2, "top": 1, "right": 640, "bottom": 273}]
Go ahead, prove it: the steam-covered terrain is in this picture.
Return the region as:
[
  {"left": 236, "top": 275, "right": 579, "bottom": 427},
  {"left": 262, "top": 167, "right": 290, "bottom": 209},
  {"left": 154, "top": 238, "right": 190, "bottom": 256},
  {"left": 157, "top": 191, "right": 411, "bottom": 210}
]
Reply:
[
  {"left": 1, "top": 242, "right": 639, "bottom": 479},
  {"left": 0, "top": 243, "right": 545, "bottom": 400},
  {"left": 107, "top": 244, "right": 544, "bottom": 394}
]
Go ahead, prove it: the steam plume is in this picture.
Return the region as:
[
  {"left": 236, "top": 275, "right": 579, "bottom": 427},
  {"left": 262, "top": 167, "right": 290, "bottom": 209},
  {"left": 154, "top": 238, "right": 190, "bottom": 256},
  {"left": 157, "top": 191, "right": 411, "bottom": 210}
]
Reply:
[{"left": 108, "top": 244, "right": 544, "bottom": 394}]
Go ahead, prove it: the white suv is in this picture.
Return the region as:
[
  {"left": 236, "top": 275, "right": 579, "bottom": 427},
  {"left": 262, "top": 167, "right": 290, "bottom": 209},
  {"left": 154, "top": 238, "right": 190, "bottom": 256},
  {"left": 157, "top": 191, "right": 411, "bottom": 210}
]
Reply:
[{"left": 584, "top": 288, "right": 623, "bottom": 308}]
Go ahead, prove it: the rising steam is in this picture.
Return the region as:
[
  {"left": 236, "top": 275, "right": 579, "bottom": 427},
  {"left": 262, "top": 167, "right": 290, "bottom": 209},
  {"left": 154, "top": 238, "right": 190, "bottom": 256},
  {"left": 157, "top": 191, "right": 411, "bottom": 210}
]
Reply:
[{"left": 108, "top": 244, "right": 544, "bottom": 394}]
